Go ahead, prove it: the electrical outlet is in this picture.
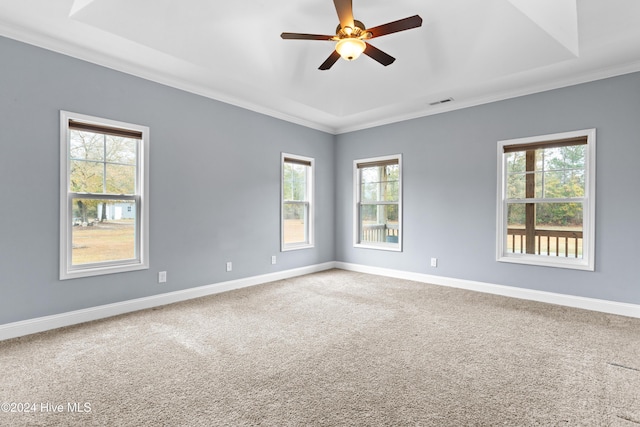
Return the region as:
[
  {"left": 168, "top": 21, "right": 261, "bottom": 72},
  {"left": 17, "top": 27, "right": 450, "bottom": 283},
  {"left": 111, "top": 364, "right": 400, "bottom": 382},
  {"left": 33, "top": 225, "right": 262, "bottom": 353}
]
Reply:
[
  {"left": 271, "top": 255, "right": 277, "bottom": 265},
  {"left": 430, "top": 258, "right": 438, "bottom": 268},
  {"left": 226, "top": 262, "right": 232, "bottom": 272},
  {"left": 158, "top": 271, "right": 167, "bottom": 283}
]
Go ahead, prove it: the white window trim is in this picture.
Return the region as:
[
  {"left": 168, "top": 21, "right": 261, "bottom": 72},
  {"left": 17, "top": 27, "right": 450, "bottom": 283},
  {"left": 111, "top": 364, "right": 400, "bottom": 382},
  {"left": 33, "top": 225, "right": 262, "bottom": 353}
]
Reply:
[
  {"left": 60, "top": 111, "right": 150, "bottom": 280},
  {"left": 281, "top": 152, "right": 314, "bottom": 251},
  {"left": 353, "top": 154, "right": 403, "bottom": 252},
  {"left": 496, "top": 129, "right": 596, "bottom": 271}
]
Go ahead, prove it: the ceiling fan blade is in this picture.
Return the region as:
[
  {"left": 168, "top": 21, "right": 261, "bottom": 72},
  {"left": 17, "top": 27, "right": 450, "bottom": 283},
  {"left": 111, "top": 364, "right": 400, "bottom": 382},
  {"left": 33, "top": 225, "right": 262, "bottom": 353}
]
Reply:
[
  {"left": 366, "top": 15, "right": 423, "bottom": 38},
  {"left": 364, "top": 43, "right": 396, "bottom": 66},
  {"left": 281, "top": 32, "right": 335, "bottom": 40},
  {"left": 333, "top": 0, "right": 354, "bottom": 30},
  {"left": 319, "top": 50, "right": 341, "bottom": 70}
]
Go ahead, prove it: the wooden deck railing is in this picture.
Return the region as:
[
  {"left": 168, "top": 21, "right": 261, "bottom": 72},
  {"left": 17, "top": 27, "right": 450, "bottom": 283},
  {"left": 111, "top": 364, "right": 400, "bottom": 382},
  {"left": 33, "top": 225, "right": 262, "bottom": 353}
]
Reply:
[
  {"left": 362, "top": 224, "right": 399, "bottom": 243},
  {"left": 507, "top": 228, "right": 583, "bottom": 257},
  {"left": 362, "top": 225, "right": 581, "bottom": 255}
]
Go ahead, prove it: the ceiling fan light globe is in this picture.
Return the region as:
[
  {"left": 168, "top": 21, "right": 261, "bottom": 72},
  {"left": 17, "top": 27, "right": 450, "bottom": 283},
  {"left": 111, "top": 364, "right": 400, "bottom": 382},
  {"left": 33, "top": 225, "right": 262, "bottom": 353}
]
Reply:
[{"left": 336, "top": 38, "right": 366, "bottom": 61}]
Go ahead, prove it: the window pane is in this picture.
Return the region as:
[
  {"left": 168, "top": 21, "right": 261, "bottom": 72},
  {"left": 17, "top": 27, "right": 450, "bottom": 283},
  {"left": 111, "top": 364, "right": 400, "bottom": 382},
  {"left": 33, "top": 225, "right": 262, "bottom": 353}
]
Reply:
[
  {"left": 72, "top": 198, "right": 137, "bottom": 265},
  {"left": 506, "top": 173, "right": 526, "bottom": 199},
  {"left": 361, "top": 181, "right": 399, "bottom": 203},
  {"left": 69, "top": 131, "right": 104, "bottom": 161},
  {"left": 283, "top": 163, "right": 308, "bottom": 201},
  {"left": 507, "top": 146, "right": 586, "bottom": 200},
  {"left": 283, "top": 202, "right": 308, "bottom": 244},
  {"left": 106, "top": 164, "right": 136, "bottom": 194},
  {"left": 360, "top": 204, "right": 399, "bottom": 244},
  {"left": 540, "top": 145, "right": 586, "bottom": 171},
  {"left": 506, "top": 203, "right": 526, "bottom": 228},
  {"left": 506, "top": 172, "right": 544, "bottom": 199},
  {"left": 536, "top": 202, "right": 583, "bottom": 229},
  {"left": 70, "top": 160, "right": 104, "bottom": 193},
  {"left": 506, "top": 202, "right": 583, "bottom": 258},
  {"left": 507, "top": 202, "right": 583, "bottom": 229},
  {"left": 360, "top": 164, "right": 399, "bottom": 202},
  {"left": 538, "top": 171, "right": 585, "bottom": 198},
  {"left": 505, "top": 151, "right": 526, "bottom": 173},
  {"left": 361, "top": 181, "right": 379, "bottom": 201},
  {"left": 106, "top": 136, "right": 137, "bottom": 164}
]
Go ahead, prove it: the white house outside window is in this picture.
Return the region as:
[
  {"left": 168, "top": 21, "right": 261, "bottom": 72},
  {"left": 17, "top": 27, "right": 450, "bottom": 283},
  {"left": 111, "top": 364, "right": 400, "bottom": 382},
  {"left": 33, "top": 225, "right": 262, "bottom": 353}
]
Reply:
[
  {"left": 354, "top": 154, "right": 402, "bottom": 251},
  {"left": 281, "top": 153, "right": 314, "bottom": 251},
  {"left": 60, "top": 111, "right": 149, "bottom": 279},
  {"left": 497, "top": 129, "right": 596, "bottom": 270}
]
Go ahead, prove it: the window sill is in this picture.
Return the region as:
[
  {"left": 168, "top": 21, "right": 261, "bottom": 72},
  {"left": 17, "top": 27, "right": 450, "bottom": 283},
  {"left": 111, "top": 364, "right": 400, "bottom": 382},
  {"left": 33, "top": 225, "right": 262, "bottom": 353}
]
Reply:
[
  {"left": 497, "top": 254, "right": 593, "bottom": 271},
  {"left": 354, "top": 242, "right": 402, "bottom": 252},
  {"left": 61, "top": 261, "right": 149, "bottom": 280},
  {"left": 281, "top": 243, "right": 314, "bottom": 252}
]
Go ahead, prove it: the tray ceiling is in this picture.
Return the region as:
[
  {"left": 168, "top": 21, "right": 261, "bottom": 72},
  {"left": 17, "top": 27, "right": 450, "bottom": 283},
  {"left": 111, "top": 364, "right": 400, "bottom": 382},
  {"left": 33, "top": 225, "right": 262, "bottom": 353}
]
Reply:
[{"left": 1, "top": 0, "right": 640, "bottom": 133}]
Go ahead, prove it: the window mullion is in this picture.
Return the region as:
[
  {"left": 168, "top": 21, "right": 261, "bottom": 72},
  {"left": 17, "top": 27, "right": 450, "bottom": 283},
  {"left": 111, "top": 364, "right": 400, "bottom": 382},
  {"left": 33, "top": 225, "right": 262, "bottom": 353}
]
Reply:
[
  {"left": 102, "top": 133, "right": 107, "bottom": 194},
  {"left": 506, "top": 197, "right": 584, "bottom": 204},
  {"left": 360, "top": 201, "right": 398, "bottom": 205},
  {"left": 68, "top": 193, "right": 136, "bottom": 201}
]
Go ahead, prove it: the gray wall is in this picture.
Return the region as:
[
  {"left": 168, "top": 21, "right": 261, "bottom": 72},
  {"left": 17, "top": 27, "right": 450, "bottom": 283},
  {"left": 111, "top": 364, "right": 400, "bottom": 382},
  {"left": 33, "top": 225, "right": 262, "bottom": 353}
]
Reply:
[
  {"left": 2, "top": 34, "right": 639, "bottom": 326},
  {"left": 335, "top": 72, "right": 640, "bottom": 305},
  {"left": 0, "top": 36, "right": 335, "bottom": 324}
]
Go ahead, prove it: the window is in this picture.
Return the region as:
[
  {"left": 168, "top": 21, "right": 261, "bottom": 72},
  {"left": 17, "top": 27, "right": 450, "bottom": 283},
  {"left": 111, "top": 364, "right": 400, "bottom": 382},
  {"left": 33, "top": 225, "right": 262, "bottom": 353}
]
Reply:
[
  {"left": 60, "top": 111, "right": 149, "bottom": 279},
  {"left": 281, "top": 153, "right": 314, "bottom": 251},
  {"left": 497, "top": 129, "right": 595, "bottom": 270},
  {"left": 354, "top": 154, "right": 402, "bottom": 251}
]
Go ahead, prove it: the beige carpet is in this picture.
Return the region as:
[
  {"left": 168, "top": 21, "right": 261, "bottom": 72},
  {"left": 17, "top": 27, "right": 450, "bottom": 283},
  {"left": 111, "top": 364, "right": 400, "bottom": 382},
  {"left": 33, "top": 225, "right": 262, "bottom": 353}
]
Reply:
[{"left": 1, "top": 269, "right": 639, "bottom": 426}]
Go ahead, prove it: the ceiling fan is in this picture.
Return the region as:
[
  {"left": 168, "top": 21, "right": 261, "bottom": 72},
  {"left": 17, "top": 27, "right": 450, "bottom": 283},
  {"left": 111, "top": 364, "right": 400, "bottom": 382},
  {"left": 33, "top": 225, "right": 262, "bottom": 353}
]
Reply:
[{"left": 281, "top": 0, "right": 423, "bottom": 70}]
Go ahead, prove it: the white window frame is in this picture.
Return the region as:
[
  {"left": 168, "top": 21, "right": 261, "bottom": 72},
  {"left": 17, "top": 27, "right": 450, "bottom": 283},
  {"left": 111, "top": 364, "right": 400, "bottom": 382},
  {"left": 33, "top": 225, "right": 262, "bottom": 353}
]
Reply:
[
  {"left": 281, "top": 153, "right": 314, "bottom": 251},
  {"left": 60, "top": 111, "right": 150, "bottom": 279},
  {"left": 496, "top": 129, "right": 596, "bottom": 271},
  {"left": 354, "top": 154, "right": 403, "bottom": 251}
]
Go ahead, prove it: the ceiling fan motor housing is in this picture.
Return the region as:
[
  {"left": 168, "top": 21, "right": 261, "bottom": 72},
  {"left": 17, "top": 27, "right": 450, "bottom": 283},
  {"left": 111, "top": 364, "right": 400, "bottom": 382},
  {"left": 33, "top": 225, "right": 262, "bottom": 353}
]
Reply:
[
  {"left": 336, "top": 20, "right": 367, "bottom": 38},
  {"left": 280, "top": 0, "right": 423, "bottom": 70}
]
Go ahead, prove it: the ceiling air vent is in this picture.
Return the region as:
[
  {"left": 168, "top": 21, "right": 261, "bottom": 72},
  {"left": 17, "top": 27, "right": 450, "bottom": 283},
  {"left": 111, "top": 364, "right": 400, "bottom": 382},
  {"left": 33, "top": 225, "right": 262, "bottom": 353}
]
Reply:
[{"left": 428, "top": 97, "right": 454, "bottom": 106}]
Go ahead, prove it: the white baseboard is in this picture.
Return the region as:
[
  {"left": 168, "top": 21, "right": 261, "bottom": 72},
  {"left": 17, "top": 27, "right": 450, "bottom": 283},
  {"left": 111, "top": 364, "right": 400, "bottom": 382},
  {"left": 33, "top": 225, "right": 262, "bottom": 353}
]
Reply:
[
  {"left": 3, "top": 261, "right": 638, "bottom": 341},
  {"left": 335, "top": 262, "right": 640, "bottom": 319},
  {"left": 0, "top": 262, "right": 336, "bottom": 341}
]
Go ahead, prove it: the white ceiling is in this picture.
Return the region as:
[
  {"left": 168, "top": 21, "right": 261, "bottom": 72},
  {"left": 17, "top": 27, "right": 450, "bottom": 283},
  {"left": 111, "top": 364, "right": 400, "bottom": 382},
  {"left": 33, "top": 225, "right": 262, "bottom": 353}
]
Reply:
[{"left": 1, "top": 0, "right": 640, "bottom": 134}]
